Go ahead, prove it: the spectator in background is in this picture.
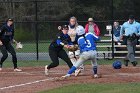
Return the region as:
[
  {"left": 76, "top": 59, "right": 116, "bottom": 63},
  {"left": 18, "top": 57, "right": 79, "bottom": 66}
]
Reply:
[
  {"left": 120, "top": 15, "right": 140, "bottom": 67},
  {"left": 113, "top": 21, "right": 121, "bottom": 45},
  {"left": 85, "top": 18, "right": 100, "bottom": 36}
]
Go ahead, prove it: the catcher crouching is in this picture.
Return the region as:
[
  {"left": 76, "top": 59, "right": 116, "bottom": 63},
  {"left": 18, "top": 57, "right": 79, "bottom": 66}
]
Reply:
[
  {"left": 68, "top": 17, "right": 84, "bottom": 76},
  {"left": 45, "top": 25, "right": 73, "bottom": 75}
]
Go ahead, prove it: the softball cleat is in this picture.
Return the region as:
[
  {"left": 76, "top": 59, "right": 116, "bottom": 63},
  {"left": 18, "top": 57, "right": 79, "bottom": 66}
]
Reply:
[
  {"left": 0, "top": 68, "right": 2, "bottom": 71},
  {"left": 75, "top": 69, "right": 81, "bottom": 76},
  {"left": 131, "top": 61, "right": 138, "bottom": 67},
  {"left": 45, "top": 65, "right": 49, "bottom": 75},
  {"left": 124, "top": 60, "right": 129, "bottom": 67},
  {"left": 61, "top": 74, "right": 70, "bottom": 79},
  {"left": 92, "top": 74, "right": 102, "bottom": 79},
  {"left": 14, "top": 68, "right": 22, "bottom": 72}
]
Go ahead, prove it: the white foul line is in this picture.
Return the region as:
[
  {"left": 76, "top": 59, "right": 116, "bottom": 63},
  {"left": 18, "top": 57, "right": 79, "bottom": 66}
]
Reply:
[{"left": 0, "top": 77, "right": 55, "bottom": 90}]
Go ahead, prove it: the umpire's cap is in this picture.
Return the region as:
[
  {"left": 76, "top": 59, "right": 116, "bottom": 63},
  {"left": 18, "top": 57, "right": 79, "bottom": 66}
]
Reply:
[{"left": 129, "top": 15, "right": 135, "bottom": 20}]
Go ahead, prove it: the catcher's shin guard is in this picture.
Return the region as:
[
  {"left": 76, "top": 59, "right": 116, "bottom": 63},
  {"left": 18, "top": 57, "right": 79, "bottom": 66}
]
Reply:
[
  {"left": 75, "top": 69, "right": 81, "bottom": 76},
  {"left": 68, "top": 51, "right": 77, "bottom": 65}
]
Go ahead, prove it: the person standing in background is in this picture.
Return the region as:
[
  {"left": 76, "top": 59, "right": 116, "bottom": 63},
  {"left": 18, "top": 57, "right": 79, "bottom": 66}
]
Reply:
[
  {"left": 85, "top": 18, "right": 100, "bottom": 36},
  {"left": 120, "top": 15, "right": 140, "bottom": 67}
]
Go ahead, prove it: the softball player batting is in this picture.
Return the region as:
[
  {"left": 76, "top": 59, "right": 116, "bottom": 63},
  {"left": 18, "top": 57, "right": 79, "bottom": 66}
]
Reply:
[
  {"left": 62, "top": 25, "right": 100, "bottom": 78},
  {"left": 68, "top": 16, "right": 84, "bottom": 76}
]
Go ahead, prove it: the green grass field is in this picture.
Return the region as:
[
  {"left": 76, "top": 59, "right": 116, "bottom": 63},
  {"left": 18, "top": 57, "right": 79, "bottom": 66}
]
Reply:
[
  {"left": 40, "top": 83, "right": 140, "bottom": 93},
  {"left": 15, "top": 36, "right": 111, "bottom": 53},
  {"left": 15, "top": 42, "right": 111, "bottom": 53},
  {"left": 14, "top": 43, "right": 50, "bottom": 52},
  {"left": 2, "top": 59, "right": 116, "bottom": 68},
  {"left": 2, "top": 61, "right": 48, "bottom": 68}
]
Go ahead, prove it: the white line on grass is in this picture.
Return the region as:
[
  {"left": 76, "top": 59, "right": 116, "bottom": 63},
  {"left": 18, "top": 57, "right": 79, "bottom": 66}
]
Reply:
[
  {"left": 17, "top": 72, "right": 35, "bottom": 75},
  {"left": 0, "top": 77, "right": 55, "bottom": 90}
]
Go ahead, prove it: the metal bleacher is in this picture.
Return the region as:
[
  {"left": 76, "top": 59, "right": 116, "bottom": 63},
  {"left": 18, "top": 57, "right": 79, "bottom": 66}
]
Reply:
[{"left": 96, "top": 40, "right": 140, "bottom": 59}]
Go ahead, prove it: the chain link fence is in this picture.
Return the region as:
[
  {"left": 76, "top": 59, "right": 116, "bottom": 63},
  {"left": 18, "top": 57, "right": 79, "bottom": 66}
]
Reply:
[{"left": 0, "top": 0, "right": 140, "bottom": 61}]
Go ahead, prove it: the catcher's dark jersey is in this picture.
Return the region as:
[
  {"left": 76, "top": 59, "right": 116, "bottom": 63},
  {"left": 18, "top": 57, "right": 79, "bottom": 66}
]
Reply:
[
  {"left": 0, "top": 24, "right": 14, "bottom": 44},
  {"left": 49, "top": 32, "right": 73, "bottom": 51}
]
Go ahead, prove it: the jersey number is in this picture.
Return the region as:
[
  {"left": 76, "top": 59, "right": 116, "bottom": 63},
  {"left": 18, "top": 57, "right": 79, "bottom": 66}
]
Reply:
[{"left": 85, "top": 40, "right": 91, "bottom": 48}]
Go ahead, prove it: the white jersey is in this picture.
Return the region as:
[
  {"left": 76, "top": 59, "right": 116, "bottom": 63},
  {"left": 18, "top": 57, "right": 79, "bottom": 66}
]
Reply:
[
  {"left": 68, "top": 26, "right": 77, "bottom": 42},
  {"left": 68, "top": 25, "right": 85, "bottom": 42}
]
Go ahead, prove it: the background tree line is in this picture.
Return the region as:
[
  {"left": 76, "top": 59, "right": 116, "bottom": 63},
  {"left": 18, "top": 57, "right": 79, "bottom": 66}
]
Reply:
[{"left": 0, "top": 0, "right": 140, "bottom": 41}]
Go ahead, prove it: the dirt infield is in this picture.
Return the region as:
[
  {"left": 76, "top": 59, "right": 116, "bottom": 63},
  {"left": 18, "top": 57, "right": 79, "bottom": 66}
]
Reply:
[{"left": 0, "top": 65, "right": 140, "bottom": 93}]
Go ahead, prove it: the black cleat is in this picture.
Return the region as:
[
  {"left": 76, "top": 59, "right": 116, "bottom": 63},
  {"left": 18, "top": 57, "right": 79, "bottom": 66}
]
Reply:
[
  {"left": 124, "top": 60, "right": 129, "bottom": 66},
  {"left": 131, "top": 61, "right": 138, "bottom": 67}
]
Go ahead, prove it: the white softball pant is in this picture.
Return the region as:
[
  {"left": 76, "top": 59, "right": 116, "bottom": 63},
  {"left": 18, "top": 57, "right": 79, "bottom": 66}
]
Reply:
[{"left": 74, "top": 50, "right": 97, "bottom": 68}]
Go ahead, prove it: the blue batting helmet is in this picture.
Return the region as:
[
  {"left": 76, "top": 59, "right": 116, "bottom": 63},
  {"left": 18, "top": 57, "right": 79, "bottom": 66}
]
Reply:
[{"left": 113, "top": 60, "right": 122, "bottom": 69}]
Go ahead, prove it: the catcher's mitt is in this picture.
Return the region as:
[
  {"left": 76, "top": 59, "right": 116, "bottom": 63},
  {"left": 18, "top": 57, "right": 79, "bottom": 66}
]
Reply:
[{"left": 68, "top": 45, "right": 78, "bottom": 52}]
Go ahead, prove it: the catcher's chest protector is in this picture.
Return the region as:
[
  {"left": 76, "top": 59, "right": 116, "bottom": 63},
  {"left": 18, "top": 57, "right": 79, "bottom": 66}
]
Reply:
[{"left": 68, "top": 27, "right": 77, "bottom": 42}]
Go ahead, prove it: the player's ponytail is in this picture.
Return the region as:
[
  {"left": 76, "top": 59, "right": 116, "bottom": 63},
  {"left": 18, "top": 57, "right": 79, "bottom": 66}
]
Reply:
[{"left": 82, "top": 34, "right": 88, "bottom": 44}]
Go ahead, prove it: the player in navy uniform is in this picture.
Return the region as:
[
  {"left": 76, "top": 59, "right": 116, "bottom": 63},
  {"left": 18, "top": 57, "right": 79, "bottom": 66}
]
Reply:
[
  {"left": 45, "top": 25, "right": 73, "bottom": 75},
  {"left": 62, "top": 25, "right": 100, "bottom": 78},
  {"left": 0, "top": 18, "right": 22, "bottom": 72}
]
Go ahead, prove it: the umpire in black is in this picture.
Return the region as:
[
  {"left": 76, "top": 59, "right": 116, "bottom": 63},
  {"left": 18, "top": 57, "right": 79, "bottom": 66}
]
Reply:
[
  {"left": 45, "top": 25, "right": 73, "bottom": 75},
  {"left": 120, "top": 15, "right": 140, "bottom": 66},
  {"left": 0, "top": 18, "right": 22, "bottom": 71}
]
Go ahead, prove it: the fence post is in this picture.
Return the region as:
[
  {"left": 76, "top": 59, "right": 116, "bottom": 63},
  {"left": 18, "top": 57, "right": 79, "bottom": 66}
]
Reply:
[
  {"left": 9, "top": 0, "right": 12, "bottom": 18},
  {"left": 35, "top": 1, "right": 39, "bottom": 61},
  {"left": 111, "top": 0, "right": 114, "bottom": 59}
]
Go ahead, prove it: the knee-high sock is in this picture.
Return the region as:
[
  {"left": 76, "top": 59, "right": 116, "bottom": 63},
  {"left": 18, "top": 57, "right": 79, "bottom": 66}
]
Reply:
[{"left": 68, "top": 66, "right": 77, "bottom": 74}]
